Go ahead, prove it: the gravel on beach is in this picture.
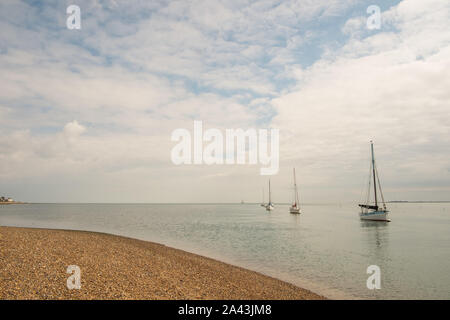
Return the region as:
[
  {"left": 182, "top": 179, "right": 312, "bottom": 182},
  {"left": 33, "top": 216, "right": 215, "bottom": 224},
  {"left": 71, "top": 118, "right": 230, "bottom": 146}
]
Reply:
[{"left": 0, "top": 226, "right": 325, "bottom": 300}]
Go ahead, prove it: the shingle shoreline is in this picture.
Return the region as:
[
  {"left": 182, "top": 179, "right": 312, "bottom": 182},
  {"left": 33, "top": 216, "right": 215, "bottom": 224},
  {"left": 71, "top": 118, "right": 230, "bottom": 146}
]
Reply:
[{"left": 0, "top": 226, "right": 325, "bottom": 300}]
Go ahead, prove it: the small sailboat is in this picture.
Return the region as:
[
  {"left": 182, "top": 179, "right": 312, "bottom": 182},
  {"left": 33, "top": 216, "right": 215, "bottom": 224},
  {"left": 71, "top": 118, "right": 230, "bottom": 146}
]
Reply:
[
  {"left": 289, "top": 168, "right": 301, "bottom": 214},
  {"left": 260, "top": 187, "right": 266, "bottom": 207},
  {"left": 265, "top": 179, "right": 274, "bottom": 211},
  {"left": 358, "top": 141, "right": 390, "bottom": 221}
]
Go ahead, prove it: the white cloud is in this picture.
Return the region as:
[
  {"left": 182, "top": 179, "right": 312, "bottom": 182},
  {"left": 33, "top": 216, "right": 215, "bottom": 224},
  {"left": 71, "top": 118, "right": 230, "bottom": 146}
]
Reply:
[
  {"left": 0, "top": 0, "right": 448, "bottom": 202},
  {"left": 271, "top": 0, "right": 450, "bottom": 201},
  {"left": 63, "top": 120, "right": 86, "bottom": 141}
]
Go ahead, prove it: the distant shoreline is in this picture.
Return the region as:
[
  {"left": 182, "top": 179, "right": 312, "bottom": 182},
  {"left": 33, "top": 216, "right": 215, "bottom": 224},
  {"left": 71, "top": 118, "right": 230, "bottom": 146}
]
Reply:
[
  {"left": 2, "top": 201, "right": 449, "bottom": 205},
  {"left": 0, "top": 226, "right": 325, "bottom": 300},
  {"left": 387, "top": 201, "right": 450, "bottom": 203},
  {"left": 0, "top": 202, "right": 27, "bottom": 205}
]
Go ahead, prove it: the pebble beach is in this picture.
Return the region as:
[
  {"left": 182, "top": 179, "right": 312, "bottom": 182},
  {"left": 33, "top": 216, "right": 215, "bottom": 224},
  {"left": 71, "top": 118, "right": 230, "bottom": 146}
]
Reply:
[{"left": 0, "top": 226, "right": 325, "bottom": 300}]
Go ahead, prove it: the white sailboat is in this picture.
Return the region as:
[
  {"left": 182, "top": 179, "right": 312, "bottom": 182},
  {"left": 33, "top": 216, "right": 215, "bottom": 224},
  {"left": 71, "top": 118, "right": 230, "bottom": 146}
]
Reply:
[
  {"left": 358, "top": 141, "right": 390, "bottom": 222},
  {"left": 265, "top": 179, "right": 274, "bottom": 211},
  {"left": 289, "top": 168, "right": 301, "bottom": 214},
  {"left": 260, "top": 187, "right": 266, "bottom": 207}
]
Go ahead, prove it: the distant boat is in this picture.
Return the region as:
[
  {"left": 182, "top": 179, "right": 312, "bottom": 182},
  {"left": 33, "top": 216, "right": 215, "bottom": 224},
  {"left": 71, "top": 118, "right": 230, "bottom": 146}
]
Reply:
[
  {"left": 260, "top": 187, "right": 266, "bottom": 207},
  {"left": 265, "top": 179, "right": 274, "bottom": 211},
  {"left": 289, "top": 168, "right": 301, "bottom": 214},
  {"left": 358, "top": 141, "right": 390, "bottom": 221}
]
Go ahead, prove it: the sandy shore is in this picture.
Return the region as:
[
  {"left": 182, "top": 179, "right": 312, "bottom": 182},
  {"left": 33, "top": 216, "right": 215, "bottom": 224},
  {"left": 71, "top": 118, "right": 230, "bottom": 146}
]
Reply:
[
  {"left": 0, "top": 226, "right": 325, "bottom": 300},
  {"left": 0, "top": 202, "right": 26, "bottom": 205}
]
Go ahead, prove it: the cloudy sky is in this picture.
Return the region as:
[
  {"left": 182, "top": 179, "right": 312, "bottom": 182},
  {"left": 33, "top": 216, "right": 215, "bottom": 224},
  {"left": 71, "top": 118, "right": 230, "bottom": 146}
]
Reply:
[{"left": 0, "top": 0, "right": 449, "bottom": 203}]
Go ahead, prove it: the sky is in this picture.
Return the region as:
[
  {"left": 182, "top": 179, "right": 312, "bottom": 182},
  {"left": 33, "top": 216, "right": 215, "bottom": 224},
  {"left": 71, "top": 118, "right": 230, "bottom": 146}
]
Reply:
[{"left": 0, "top": 0, "right": 449, "bottom": 203}]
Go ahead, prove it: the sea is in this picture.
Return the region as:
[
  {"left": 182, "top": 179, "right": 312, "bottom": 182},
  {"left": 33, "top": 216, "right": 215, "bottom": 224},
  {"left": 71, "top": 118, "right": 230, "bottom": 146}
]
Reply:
[{"left": 1, "top": 202, "right": 449, "bottom": 299}]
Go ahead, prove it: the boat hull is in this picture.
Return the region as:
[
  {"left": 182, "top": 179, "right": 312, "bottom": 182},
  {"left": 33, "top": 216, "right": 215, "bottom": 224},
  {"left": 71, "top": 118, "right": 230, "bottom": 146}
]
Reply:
[
  {"left": 359, "top": 210, "right": 390, "bottom": 222},
  {"left": 266, "top": 204, "right": 274, "bottom": 211},
  {"left": 289, "top": 207, "right": 300, "bottom": 214}
]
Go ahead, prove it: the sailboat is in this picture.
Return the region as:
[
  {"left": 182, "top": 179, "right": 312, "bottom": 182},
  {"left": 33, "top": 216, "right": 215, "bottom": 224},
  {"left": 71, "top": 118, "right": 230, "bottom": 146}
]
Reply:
[
  {"left": 260, "top": 187, "right": 266, "bottom": 207},
  {"left": 289, "top": 168, "right": 301, "bottom": 214},
  {"left": 265, "top": 179, "right": 274, "bottom": 211},
  {"left": 358, "top": 141, "right": 390, "bottom": 221}
]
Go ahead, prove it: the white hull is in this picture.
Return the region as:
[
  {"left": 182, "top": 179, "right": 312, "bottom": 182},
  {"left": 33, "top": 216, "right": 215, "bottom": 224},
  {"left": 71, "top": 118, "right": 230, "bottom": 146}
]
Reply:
[
  {"left": 289, "top": 206, "right": 300, "bottom": 214},
  {"left": 266, "top": 204, "right": 274, "bottom": 211},
  {"left": 359, "top": 210, "right": 390, "bottom": 222}
]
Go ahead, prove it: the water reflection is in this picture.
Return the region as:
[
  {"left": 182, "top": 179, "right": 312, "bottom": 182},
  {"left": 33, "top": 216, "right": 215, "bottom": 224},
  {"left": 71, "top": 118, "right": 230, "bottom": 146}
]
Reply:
[
  {"left": 358, "top": 219, "right": 393, "bottom": 298},
  {"left": 289, "top": 212, "right": 302, "bottom": 224},
  {"left": 360, "top": 220, "right": 390, "bottom": 228},
  {"left": 360, "top": 220, "right": 389, "bottom": 247}
]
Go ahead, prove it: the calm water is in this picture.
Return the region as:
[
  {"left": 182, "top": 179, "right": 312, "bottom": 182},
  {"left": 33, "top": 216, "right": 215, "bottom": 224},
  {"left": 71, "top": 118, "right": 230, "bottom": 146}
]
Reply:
[{"left": 1, "top": 203, "right": 449, "bottom": 299}]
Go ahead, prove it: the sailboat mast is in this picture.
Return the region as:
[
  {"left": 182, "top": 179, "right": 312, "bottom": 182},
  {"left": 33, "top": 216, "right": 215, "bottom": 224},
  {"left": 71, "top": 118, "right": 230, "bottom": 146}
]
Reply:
[
  {"left": 293, "top": 168, "right": 297, "bottom": 187},
  {"left": 371, "top": 141, "right": 378, "bottom": 208},
  {"left": 269, "top": 180, "right": 272, "bottom": 203},
  {"left": 262, "top": 187, "right": 264, "bottom": 203},
  {"left": 293, "top": 168, "right": 298, "bottom": 204}
]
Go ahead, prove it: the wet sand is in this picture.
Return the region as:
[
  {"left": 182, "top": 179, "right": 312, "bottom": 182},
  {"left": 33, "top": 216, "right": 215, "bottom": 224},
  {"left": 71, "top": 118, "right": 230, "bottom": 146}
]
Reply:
[{"left": 0, "top": 226, "right": 325, "bottom": 300}]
